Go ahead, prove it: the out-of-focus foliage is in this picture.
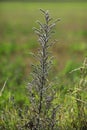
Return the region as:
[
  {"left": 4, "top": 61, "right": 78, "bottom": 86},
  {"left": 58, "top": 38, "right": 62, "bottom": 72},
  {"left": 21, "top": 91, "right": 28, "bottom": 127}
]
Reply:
[
  {"left": 0, "top": 2, "right": 87, "bottom": 130},
  {"left": 0, "top": 0, "right": 87, "bottom": 2}
]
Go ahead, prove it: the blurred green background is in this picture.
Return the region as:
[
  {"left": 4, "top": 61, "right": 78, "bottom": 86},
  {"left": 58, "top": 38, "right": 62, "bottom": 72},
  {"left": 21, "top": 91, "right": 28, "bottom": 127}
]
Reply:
[{"left": 0, "top": 1, "right": 87, "bottom": 104}]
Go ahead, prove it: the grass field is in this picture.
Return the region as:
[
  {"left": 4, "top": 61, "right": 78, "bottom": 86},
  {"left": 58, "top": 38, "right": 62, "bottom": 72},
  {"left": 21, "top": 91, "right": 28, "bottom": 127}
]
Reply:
[
  {"left": 0, "top": 1, "right": 87, "bottom": 103},
  {"left": 0, "top": 2, "right": 87, "bottom": 129},
  {"left": 0, "top": 2, "right": 87, "bottom": 79}
]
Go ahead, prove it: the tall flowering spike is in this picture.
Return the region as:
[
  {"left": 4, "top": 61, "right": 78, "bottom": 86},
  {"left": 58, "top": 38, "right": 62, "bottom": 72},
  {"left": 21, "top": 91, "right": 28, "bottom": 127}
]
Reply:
[{"left": 26, "top": 9, "right": 60, "bottom": 130}]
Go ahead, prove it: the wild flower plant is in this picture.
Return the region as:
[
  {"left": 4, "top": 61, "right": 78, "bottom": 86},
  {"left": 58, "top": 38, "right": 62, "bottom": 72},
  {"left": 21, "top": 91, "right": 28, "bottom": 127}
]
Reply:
[{"left": 23, "top": 9, "right": 60, "bottom": 130}]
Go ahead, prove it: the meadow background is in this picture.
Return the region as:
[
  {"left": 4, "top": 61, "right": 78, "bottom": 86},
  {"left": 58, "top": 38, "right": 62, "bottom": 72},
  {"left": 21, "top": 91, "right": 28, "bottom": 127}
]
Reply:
[
  {"left": 0, "top": 1, "right": 87, "bottom": 129},
  {"left": 0, "top": 1, "right": 87, "bottom": 112}
]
